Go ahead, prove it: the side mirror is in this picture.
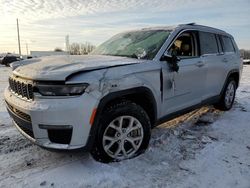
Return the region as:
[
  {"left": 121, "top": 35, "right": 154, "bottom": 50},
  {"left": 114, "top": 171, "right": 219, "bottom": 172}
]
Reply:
[{"left": 160, "top": 54, "right": 180, "bottom": 72}]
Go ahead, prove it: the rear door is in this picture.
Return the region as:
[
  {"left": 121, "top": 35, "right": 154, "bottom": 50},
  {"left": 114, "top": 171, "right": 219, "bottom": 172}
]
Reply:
[
  {"left": 199, "top": 31, "right": 225, "bottom": 99},
  {"left": 201, "top": 33, "right": 237, "bottom": 99}
]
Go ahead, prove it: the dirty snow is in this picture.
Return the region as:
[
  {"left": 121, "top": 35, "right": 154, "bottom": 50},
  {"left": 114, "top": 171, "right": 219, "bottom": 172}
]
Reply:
[{"left": 0, "top": 64, "right": 249, "bottom": 188}]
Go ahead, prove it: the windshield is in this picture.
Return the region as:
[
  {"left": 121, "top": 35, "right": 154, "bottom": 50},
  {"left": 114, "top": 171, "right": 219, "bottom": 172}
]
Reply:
[{"left": 91, "top": 30, "right": 171, "bottom": 60}]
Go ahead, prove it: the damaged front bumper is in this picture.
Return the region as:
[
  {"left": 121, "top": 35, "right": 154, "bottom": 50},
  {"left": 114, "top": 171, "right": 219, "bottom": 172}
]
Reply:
[{"left": 4, "top": 87, "right": 98, "bottom": 150}]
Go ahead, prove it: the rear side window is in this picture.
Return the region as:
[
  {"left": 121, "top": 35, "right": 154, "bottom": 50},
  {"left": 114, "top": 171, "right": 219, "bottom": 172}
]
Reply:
[
  {"left": 199, "top": 32, "right": 218, "bottom": 55},
  {"left": 221, "top": 36, "right": 235, "bottom": 53}
]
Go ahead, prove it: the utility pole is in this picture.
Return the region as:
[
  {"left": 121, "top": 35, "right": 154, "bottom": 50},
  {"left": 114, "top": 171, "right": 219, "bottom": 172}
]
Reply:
[
  {"left": 65, "top": 35, "right": 69, "bottom": 53},
  {"left": 26, "top": 43, "right": 29, "bottom": 56},
  {"left": 17, "top": 18, "right": 21, "bottom": 56}
]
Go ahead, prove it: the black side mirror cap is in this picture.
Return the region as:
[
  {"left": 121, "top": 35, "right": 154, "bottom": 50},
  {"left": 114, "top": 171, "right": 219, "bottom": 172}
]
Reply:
[
  {"left": 160, "top": 54, "right": 173, "bottom": 61},
  {"left": 160, "top": 54, "right": 180, "bottom": 72}
]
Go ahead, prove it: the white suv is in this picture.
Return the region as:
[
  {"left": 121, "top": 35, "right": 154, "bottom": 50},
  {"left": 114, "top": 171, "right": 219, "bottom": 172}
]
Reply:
[{"left": 5, "top": 23, "right": 243, "bottom": 162}]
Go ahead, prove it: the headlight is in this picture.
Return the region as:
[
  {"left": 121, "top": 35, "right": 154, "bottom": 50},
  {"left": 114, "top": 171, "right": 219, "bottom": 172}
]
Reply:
[{"left": 35, "top": 83, "right": 89, "bottom": 96}]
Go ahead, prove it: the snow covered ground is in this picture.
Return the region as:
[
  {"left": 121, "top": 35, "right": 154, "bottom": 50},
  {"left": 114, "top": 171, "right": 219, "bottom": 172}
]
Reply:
[{"left": 0, "top": 64, "right": 249, "bottom": 188}]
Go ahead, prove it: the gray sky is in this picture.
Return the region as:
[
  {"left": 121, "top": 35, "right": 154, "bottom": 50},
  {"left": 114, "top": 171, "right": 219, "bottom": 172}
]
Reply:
[{"left": 0, "top": 0, "right": 249, "bottom": 54}]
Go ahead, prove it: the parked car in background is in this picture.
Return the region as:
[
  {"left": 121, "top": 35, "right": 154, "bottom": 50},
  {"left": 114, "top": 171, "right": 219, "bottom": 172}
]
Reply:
[
  {"left": 1, "top": 55, "right": 22, "bottom": 66},
  {"left": 243, "top": 59, "right": 250, "bottom": 64},
  {"left": 0, "top": 55, "right": 3, "bottom": 64},
  {"left": 4, "top": 23, "right": 243, "bottom": 162}
]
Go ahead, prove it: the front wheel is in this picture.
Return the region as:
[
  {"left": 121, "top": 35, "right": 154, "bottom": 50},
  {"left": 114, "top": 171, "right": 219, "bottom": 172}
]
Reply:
[
  {"left": 90, "top": 101, "right": 151, "bottom": 163},
  {"left": 214, "top": 78, "right": 237, "bottom": 111}
]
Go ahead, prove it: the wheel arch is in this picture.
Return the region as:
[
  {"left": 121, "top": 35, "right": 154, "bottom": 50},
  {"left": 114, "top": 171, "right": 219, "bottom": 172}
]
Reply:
[
  {"left": 221, "top": 69, "right": 239, "bottom": 96},
  {"left": 85, "top": 86, "right": 157, "bottom": 150},
  {"left": 228, "top": 70, "right": 239, "bottom": 87}
]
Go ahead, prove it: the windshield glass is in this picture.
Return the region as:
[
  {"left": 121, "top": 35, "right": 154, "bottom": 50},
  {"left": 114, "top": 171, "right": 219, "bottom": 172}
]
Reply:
[{"left": 91, "top": 30, "right": 171, "bottom": 60}]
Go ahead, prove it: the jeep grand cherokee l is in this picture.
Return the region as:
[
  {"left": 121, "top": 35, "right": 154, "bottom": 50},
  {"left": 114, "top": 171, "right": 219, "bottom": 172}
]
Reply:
[{"left": 5, "top": 24, "right": 243, "bottom": 162}]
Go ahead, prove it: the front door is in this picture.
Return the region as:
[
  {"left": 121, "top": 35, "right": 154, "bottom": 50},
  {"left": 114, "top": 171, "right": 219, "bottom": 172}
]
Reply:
[{"left": 161, "top": 30, "right": 206, "bottom": 115}]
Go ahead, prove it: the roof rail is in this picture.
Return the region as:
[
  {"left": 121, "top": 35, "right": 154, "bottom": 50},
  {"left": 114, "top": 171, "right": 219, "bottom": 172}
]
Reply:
[
  {"left": 179, "top": 22, "right": 196, "bottom": 26},
  {"left": 186, "top": 22, "right": 196, "bottom": 25},
  {"left": 178, "top": 23, "right": 228, "bottom": 35}
]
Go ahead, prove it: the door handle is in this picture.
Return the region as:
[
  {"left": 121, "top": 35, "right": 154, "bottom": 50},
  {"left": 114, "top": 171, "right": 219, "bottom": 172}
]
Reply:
[
  {"left": 195, "top": 61, "right": 205, "bottom": 67},
  {"left": 222, "top": 58, "right": 228, "bottom": 63}
]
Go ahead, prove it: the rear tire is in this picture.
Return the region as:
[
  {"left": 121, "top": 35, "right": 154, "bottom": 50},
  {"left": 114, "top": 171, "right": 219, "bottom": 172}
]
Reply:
[
  {"left": 90, "top": 100, "right": 151, "bottom": 163},
  {"left": 214, "top": 78, "right": 236, "bottom": 111}
]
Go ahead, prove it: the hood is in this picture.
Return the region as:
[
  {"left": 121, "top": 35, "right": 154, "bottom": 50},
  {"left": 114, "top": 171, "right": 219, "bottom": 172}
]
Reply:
[{"left": 13, "top": 55, "right": 146, "bottom": 81}]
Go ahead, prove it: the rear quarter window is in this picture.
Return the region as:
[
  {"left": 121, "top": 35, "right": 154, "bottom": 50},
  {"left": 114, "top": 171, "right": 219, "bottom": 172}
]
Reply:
[
  {"left": 221, "top": 36, "right": 235, "bottom": 53},
  {"left": 199, "top": 32, "right": 218, "bottom": 55}
]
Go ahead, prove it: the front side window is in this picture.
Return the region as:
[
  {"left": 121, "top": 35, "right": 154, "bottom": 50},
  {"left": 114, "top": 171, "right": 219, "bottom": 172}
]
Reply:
[
  {"left": 199, "top": 32, "right": 218, "bottom": 55},
  {"left": 221, "top": 36, "right": 235, "bottom": 53},
  {"left": 91, "top": 30, "right": 171, "bottom": 60},
  {"left": 168, "top": 32, "right": 197, "bottom": 58}
]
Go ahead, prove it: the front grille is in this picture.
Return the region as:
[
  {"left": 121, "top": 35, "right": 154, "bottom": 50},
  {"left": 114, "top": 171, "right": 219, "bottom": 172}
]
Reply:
[
  {"left": 6, "top": 101, "right": 31, "bottom": 122},
  {"left": 9, "top": 76, "right": 33, "bottom": 100}
]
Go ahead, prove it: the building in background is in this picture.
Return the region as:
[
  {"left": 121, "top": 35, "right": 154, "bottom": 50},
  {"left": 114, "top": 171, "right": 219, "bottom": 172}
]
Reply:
[{"left": 30, "top": 51, "right": 68, "bottom": 58}]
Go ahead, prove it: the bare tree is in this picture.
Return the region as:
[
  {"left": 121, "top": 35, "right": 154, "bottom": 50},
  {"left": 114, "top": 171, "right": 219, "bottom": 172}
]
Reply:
[
  {"left": 69, "top": 42, "right": 95, "bottom": 55},
  {"left": 69, "top": 43, "right": 80, "bottom": 55},
  {"left": 240, "top": 49, "right": 250, "bottom": 59}
]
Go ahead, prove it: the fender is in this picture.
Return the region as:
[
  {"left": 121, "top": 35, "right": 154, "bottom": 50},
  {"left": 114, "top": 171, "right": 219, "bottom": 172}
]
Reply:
[{"left": 85, "top": 86, "right": 157, "bottom": 150}]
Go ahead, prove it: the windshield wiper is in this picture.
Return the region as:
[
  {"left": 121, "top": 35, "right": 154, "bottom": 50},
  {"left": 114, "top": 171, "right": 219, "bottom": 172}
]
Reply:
[{"left": 130, "top": 53, "right": 139, "bottom": 59}]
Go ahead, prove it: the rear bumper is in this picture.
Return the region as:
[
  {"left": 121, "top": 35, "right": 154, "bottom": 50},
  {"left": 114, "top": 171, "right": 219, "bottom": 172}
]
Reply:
[{"left": 4, "top": 87, "right": 98, "bottom": 150}]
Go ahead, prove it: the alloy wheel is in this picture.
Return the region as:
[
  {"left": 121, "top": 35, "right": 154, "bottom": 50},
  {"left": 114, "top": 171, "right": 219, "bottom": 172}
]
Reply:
[
  {"left": 102, "top": 115, "right": 144, "bottom": 160},
  {"left": 224, "top": 81, "right": 235, "bottom": 108}
]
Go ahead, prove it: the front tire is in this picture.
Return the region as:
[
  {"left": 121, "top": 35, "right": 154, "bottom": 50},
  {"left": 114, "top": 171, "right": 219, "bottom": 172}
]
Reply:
[
  {"left": 215, "top": 78, "right": 236, "bottom": 111},
  {"left": 91, "top": 101, "right": 151, "bottom": 163}
]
